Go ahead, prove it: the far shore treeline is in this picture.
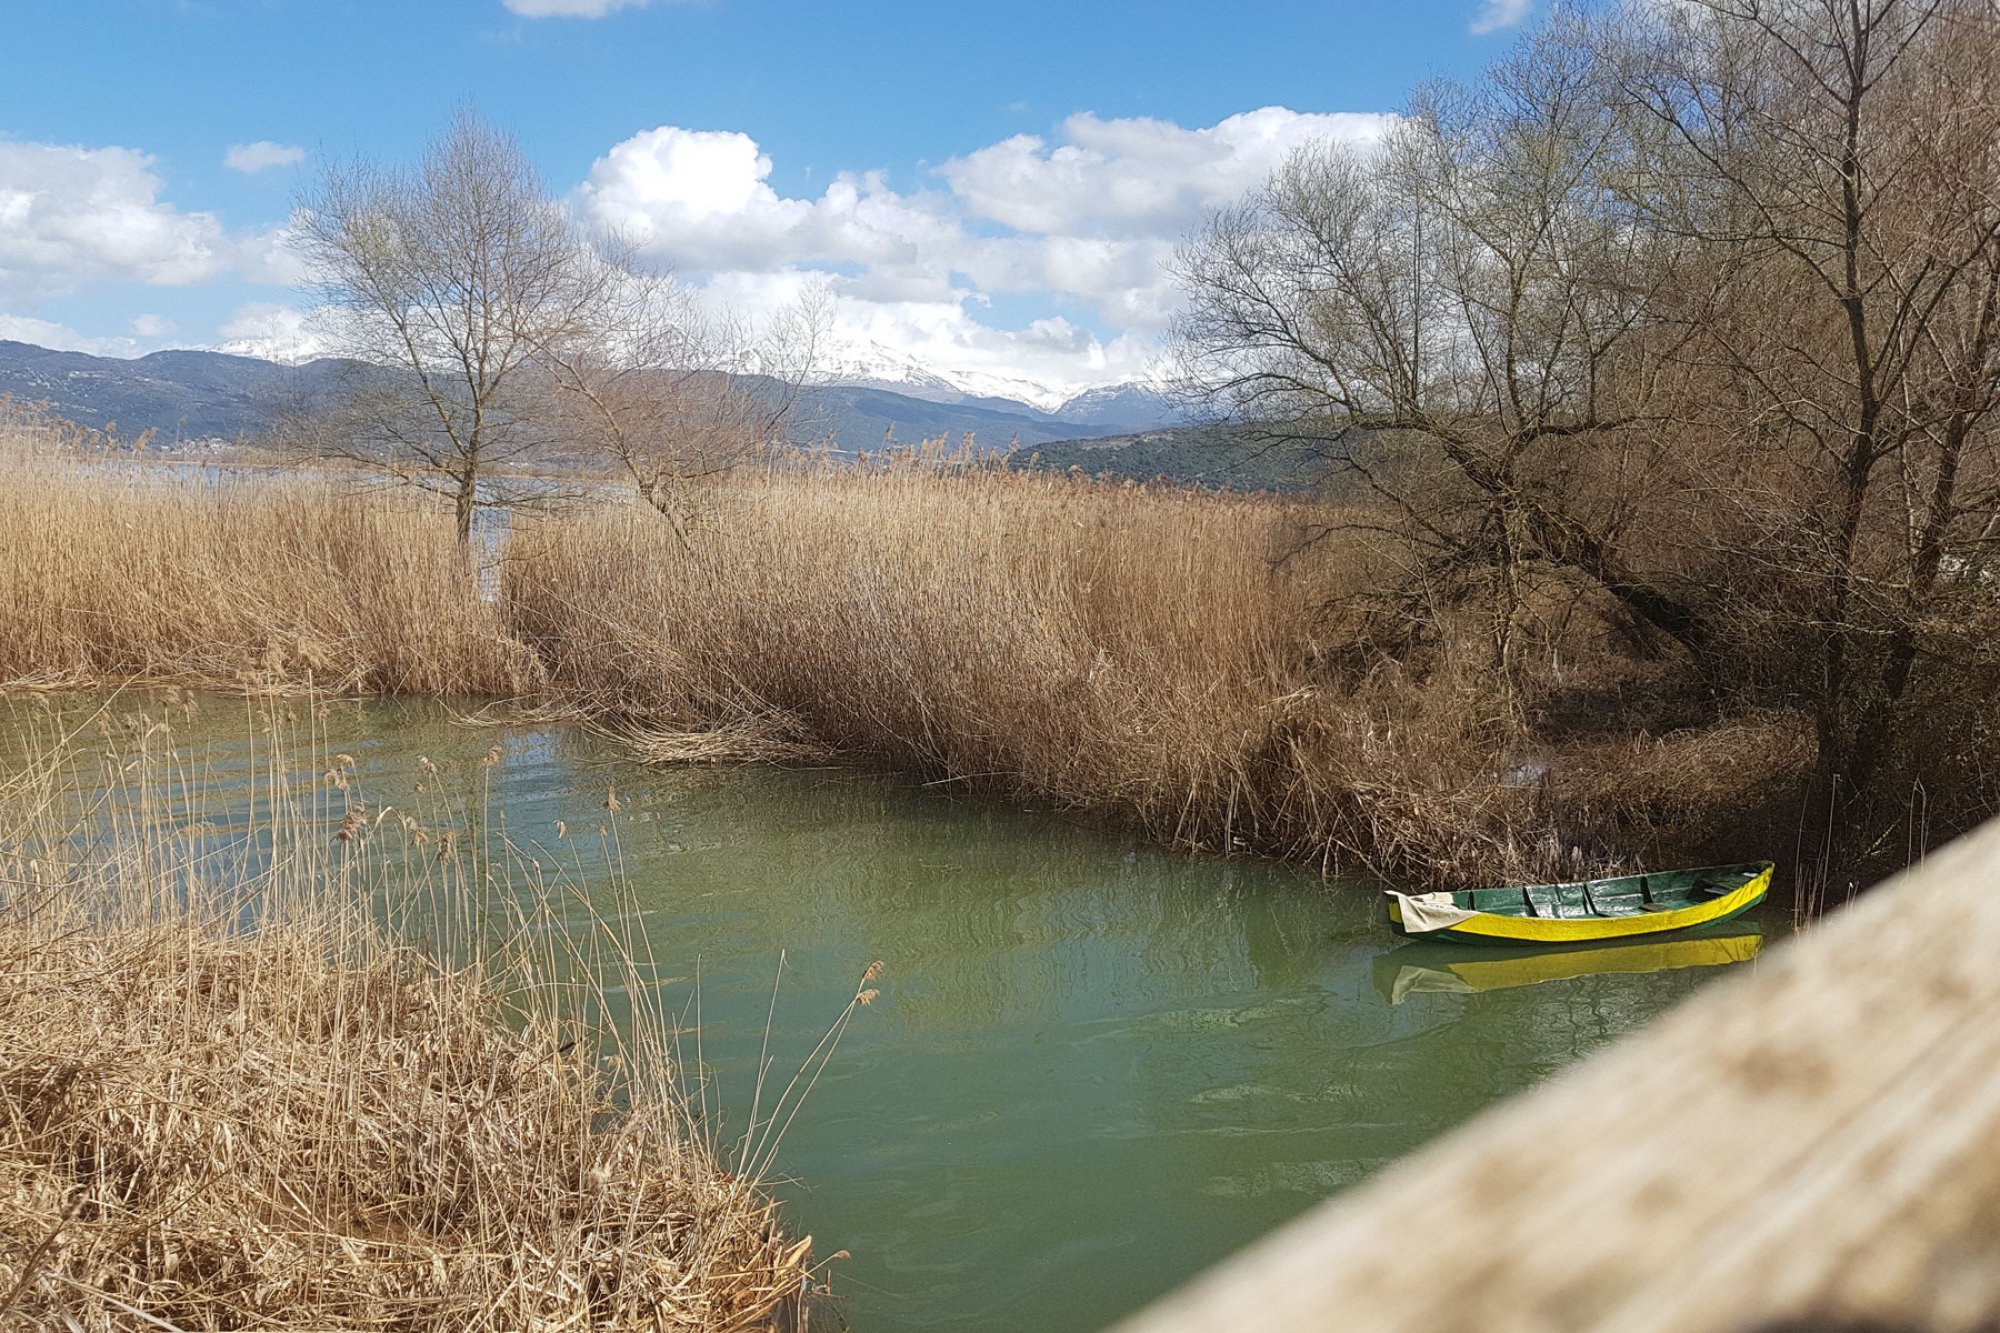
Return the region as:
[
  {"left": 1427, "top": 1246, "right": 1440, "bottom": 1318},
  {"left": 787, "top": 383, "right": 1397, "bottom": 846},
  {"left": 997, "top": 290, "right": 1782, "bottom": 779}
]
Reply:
[{"left": 7, "top": 0, "right": 2000, "bottom": 903}]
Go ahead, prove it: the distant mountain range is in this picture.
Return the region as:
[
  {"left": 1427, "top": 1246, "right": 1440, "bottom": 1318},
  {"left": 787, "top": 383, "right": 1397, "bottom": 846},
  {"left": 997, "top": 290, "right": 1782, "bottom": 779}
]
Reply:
[
  {"left": 0, "top": 341, "right": 360, "bottom": 444},
  {"left": 0, "top": 339, "right": 1179, "bottom": 453}
]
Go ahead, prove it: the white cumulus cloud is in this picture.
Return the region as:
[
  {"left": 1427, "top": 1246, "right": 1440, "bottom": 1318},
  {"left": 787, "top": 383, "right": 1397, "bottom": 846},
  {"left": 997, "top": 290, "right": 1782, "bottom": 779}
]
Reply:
[
  {"left": 575, "top": 105, "right": 1396, "bottom": 394},
  {"left": 941, "top": 108, "right": 1394, "bottom": 238},
  {"left": 233, "top": 217, "right": 312, "bottom": 287},
  {"left": 0, "top": 311, "right": 152, "bottom": 357},
  {"left": 0, "top": 141, "right": 225, "bottom": 303},
  {"left": 223, "top": 141, "right": 306, "bottom": 173},
  {"left": 578, "top": 127, "right": 963, "bottom": 278},
  {"left": 575, "top": 108, "right": 1396, "bottom": 400},
  {"left": 1470, "top": 0, "right": 1532, "bottom": 34},
  {"left": 702, "top": 269, "right": 1164, "bottom": 412}
]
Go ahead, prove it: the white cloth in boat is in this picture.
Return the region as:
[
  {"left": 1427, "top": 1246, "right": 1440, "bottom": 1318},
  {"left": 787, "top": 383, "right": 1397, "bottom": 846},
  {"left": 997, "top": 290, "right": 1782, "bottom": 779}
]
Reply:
[{"left": 1389, "top": 890, "right": 1480, "bottom": 933}]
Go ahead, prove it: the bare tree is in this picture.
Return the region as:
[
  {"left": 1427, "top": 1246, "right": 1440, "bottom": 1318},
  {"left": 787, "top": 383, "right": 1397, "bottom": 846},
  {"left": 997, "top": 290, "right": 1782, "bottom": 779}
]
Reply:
[
  {"left": 296, "top": 110, "right": 623, "bottom": 547},
  {"left": 1173, "top": 9, "right": 1700, "bottom": 686},
  {"left": 1618, "top": 0, "right": 2000, "bottom": 805},
  {"left": 536, "top": 276, "right": 833, "bottom": 549}
]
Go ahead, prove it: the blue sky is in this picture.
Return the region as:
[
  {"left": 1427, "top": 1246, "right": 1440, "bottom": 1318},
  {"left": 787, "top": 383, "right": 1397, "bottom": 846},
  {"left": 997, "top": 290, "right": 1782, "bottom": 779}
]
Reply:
[{"left": 0, "top": 0, "right": 1531, "bottom": 400}]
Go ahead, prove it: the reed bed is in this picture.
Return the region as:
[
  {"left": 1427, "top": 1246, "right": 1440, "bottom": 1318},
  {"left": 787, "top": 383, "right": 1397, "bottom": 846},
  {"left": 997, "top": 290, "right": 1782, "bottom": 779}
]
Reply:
[
  {"left": 0, "top": 701, "right": 814, "bottom": 1330},
  {"left": 502, "top": 461, "right": 1603, "bottom": 884},
  {"left": 509, "top": 467, "right": 1302, "bottom": 831},
  {"left": 0, "top": 428, "right": 537, "bottom": 696}
]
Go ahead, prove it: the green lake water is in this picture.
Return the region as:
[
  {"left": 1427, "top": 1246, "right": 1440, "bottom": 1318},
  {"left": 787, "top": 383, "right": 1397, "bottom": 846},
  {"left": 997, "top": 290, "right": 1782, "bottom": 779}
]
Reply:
[{"left": 24, "top": 697, "right": 1776, "bottom": 1332}]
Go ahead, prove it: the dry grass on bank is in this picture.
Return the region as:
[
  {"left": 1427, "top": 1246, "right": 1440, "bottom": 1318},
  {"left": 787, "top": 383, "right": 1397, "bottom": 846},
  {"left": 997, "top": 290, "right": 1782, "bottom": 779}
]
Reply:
[
  {"left": 0, "top": 410, "right": 537, "bottom": 697},
  {"left": 502, "top": 459, "right": 1792, "bottom": 886},
  {"left": 507, "top": 463, "right": 1335, "bottom": 848},
  {"left": 0, "top": 705, "right": 813, "bottom": 1330}
]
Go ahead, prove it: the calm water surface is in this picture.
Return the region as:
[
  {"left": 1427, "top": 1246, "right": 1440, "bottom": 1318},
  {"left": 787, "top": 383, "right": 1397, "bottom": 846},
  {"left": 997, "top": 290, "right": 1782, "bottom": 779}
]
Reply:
[{"left": 40, "top": 697, "right": 1775, "bottom": 1332}]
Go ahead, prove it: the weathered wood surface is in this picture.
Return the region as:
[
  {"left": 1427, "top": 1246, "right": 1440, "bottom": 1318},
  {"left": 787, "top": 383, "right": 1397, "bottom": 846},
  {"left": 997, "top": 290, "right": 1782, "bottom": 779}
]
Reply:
[{"left": 1114, "top": 819, "right": 2000, "bottom": 1333}]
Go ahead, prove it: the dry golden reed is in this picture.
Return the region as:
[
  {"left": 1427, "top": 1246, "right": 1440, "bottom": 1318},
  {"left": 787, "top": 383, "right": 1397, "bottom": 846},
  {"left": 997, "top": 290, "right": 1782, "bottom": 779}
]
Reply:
[
  {"left": 0, "top": 417, "right": 537, "bottom": 696},
  {"left": 502, "top": 458, "right": 1590, "bottom": 885},
  {"left": 0, "top": 702, "right": 814, "bottom": 1330}
]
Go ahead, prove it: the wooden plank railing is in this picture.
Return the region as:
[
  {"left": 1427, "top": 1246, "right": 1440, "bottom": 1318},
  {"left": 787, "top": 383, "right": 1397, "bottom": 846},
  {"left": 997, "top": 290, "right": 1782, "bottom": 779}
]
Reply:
[{"left": 1112, "top": 818, "right": 2000, "bottom": 1333}]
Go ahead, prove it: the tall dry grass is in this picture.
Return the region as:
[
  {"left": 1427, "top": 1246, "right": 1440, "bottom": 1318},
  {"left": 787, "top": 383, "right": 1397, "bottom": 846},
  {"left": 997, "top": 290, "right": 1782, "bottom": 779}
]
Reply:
[
  {"left": 0, "top": 699, "right": 817, "bottom": 1329},
  {"left": 502, "top": 458, "right": 1645, "bottom": 885},
  {"left": 0, "top": 404, "right": 537, "bottom": 696},
  {"left": 509, "top": 465, "right": 1303, "bottom": 835}
]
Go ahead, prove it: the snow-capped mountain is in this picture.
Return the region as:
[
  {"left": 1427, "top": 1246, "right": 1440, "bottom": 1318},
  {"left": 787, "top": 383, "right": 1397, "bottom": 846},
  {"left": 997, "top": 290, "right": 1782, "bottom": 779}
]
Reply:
[
  {"left": 1052, "top": 382, "right": 1177, "bottom": 429},
  {"left": 815, "top": 342, "right": 1081, "bottom": 415},
  {"left": 816, "top": 342, "right": 1177, "bottom": 430}
]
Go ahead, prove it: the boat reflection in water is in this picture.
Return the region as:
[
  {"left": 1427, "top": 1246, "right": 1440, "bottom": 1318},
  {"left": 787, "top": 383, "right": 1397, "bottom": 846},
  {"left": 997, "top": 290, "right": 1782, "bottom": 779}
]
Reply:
[{"left": 1372, "top": 929, "right": 1765, "bottom": 1005}]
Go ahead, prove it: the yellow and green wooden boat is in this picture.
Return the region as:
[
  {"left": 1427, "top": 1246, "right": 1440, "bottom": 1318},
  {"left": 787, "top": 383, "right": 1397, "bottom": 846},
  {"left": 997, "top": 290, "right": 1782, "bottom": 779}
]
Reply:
[{"left": 1384, "top": 861, "right": 1772, "bottom": 946}]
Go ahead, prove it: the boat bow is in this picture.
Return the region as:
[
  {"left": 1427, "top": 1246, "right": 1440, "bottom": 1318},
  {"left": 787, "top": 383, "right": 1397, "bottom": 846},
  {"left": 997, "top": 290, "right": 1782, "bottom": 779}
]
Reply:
[{"left": 1386, "top": 890, "right": 1480, "bottom": 934}]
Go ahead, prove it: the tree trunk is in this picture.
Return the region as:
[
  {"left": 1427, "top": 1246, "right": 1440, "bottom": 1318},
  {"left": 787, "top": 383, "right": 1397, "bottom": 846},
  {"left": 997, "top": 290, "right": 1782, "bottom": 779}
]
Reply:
[
  {"left": 1491, "top": 497, "right": 1523, "bottom": 688},
  {"left": 1809, "top": 439, "right": 1878, "bottom": 819},
  {"left": 1847, "top": 414, "right": 1973, "bottom": 797},
  {"left": 1520, "top": 500, "right": 1706, "bottom": 649},
  {"left": 1813, "top": 33, "right": 1886, "bottom": 817},
  {"left": 454, "top": 471, "right": 477, "bottom": 550}
]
